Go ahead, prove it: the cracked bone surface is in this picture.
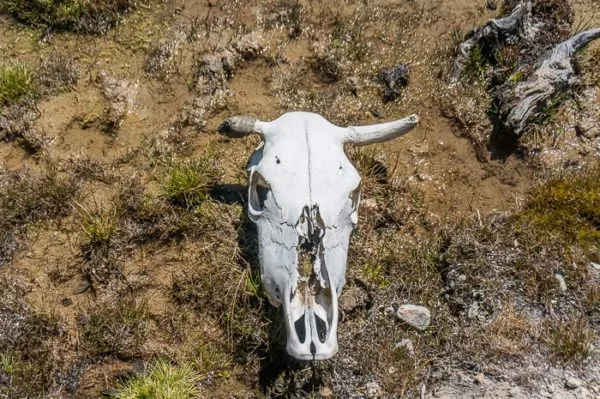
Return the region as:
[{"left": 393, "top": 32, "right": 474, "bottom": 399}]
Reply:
[{"left": 218, "top": 112, "right": 418, "bottom": 360}]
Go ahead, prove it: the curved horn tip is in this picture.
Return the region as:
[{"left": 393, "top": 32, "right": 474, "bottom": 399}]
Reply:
[{"left": 217, "top": 115, "right": 258, "bottom": 138}]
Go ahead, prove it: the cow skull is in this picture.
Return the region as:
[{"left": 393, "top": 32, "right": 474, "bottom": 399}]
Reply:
[{"left": 218, "top": 112, "right": 418, "bottom": 360}]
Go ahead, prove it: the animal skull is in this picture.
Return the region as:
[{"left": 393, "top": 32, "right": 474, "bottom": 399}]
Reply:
[{"left": 218, "top": 112, "right": 418, "bottom": 360}]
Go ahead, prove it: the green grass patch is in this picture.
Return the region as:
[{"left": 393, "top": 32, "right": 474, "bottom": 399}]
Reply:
[
  {"left": 0, "top": 63, "right": 37, "bottom": 107},
  {"left": 78, "top": 205, "right": 117, "bottom": 248},
  {"left": 112, "top": 360, "right": 200, "bottom": 399},
  {"left": 514, "top": 168, "right": 600, "bottom": 248},
  {"left": 160, "top": 152, "right": 222, "bottom": 208},
  {"left": 0, "top": 0, "right": 140, "bottom": 34}
]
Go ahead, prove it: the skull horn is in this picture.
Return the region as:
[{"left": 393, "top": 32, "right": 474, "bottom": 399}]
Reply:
[
  {"left": 217, "top": 115, "right": 266, "bottom": 138},
  {"left": 344, "top": 114, "right": 419, "bottom": 146}
]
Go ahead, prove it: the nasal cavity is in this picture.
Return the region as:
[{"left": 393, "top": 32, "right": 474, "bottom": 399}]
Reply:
[
  {"left": 294, "top": 315, "right": 306, "bottom": 343},
  {"left": 315, "top": 314, "right": 328, "bottom": 343}
]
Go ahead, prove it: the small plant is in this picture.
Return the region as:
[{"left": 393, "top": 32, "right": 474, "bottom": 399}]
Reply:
[
  {"left": 464, "top": 45, "right": 488, "bottom": 82},
  {"left": 194, "top": 342, "right": 232, "bottom": 379},
  {"left": 0, "top": 63, "right": 37, "bottom": 107},
  {"left": 546, "top": 317, "right": 595, "bottom": 364},
  {"left": 78, "top": 205, "right": 117, "bottom": 248},
  {"left": 112, "top": 360, "right": 200, "bottom": 399},
  {"left": 361, "top": 262, "right": 390, "bottom": 289},
  {"left": 160, "top": 153, "right": 221, "bottom": 208},
  {"left": 161, "top": 162, "right": 211, "bottom": 208}
]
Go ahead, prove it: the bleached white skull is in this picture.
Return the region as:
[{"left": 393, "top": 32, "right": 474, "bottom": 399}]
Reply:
[{"left": 218, "top": 112, "right": 418, "bottom": 360}]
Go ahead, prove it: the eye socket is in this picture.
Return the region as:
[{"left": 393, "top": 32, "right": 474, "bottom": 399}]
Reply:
[{"left": 248, "top": 168, "right": 270, "bottom": 218}]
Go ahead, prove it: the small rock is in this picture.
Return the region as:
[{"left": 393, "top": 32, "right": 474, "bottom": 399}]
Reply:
[
  {"left": 395, "top": 339, "right": 415, "bottom": 357},
  {"left": 591, "top": 262, "right": 600, "bottom": 271},
  {"left": 565, "top": 377, "right": 583, "bottom": 389},
  {"left": 339, "top": 285, "right": 368, "bottom": 313},
  {"left": 508, "top": 387, "right": 520, "bottom": 397},
  {"left": 485, "top": 0, "right": 497, "bottom": 11},
  {"left": 320, "top": 387, "right": 334, "bottom": 398},
  {"left": 384, "top": 305, "right": 395, "bottom": 316},
  {"left": 554, "top": 273, "right": 567, "bottom": 292},
  {"left": 396, "top": 304, "right": 431, "bottom": 331},
  {"left": 365, "top": 381, "right": 382, "bottom": 398},
  {"left": 474, "top": 373, "right": 485, "bottom": 385},
  {"left": 378, "top": 64, "right": 409, "bottom": 103},
  {"left": 61, "top": 297, "right": 73, "bottom": 307},
  {"left": 362, "top": 198, "right": 378, "bottom": 210}
]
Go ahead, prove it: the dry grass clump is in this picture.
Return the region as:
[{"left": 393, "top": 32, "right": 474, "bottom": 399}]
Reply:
[
  {"left": 37, "top": 54, "right": 78, "bottom": 95},
  {"left": 0, "top": 0, "right": 143, "bottom": 34},
  {"left": 112, "top": 360, "right": 200, "bottom": 399},
  {"left": 0, "top": 276, "right": 68, "bottom": 397},
  {"left": 79, "top": 295, "right": 149, "bottom": 359},
  {"left": 545, "top": 316, "right": 596, "bottom": 364},
  {"left": 0, "top": 168, "right": 80, "bottom": 266},
  {"left": 171, "top": 239, "right": 276, "bottom": 363},
  {"left": 262, "top": 0, "right": 303, "bottom": 39}
]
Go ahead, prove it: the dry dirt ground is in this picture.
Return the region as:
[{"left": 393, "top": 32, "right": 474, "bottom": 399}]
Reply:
[{"left": 0, "top": 0, "right": 599, "bottom": 398}]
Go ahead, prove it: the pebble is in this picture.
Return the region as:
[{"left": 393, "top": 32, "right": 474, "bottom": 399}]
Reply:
[
  {"left": 474, "top": 373, "right": 485, "bottom": 385},
  {"left": 565, "top": 377, "right": 583, "bottom": 389},
  {"left": 554, "top": 273, "right": 567, "bottom": 292},
  {"left": 365, "top": 381, "right": 382, "bottom": 398},
  {"left": 396, "top": 304, "right": 431, "bottom": 331}
]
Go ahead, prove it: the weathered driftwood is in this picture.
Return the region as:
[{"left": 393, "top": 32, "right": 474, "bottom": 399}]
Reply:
[
  {"left": 499, "top": 28, "right": 600, "bottom": 136},
  {"left": 449, "top": 1, "right": 536, "bottom": 83}
]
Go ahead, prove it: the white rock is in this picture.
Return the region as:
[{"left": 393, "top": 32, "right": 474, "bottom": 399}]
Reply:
[
  {"left": 554, "top": 273, "right": 567, "bottom": 292},
  {"left": 365, "top": 381, "right": 382, "bottom": 398},
  {"left": 396, "top": 304, "right": 431, "bottom": 331},
  {"left": 565, "top": 377, "right": 583, "bottom": 389},
  {"left": 474, "top": 373, "right": 485, "bottom": 385}
]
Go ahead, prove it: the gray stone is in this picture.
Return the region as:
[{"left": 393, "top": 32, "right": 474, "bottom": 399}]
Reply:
[
  {"left": 565, "top": 377, "right": 583, "bottom": 389},
  {"left": 365, "top": 381, "right": 382, "bottom": 398},
  {"left": 554, "top": 273, "right": 567, "bottom": 292},
  {"left": 396, "top": 304, "right": 431, "bottom": 331}
]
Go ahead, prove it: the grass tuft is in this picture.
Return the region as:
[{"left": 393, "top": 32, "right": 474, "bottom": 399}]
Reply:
[
  {"left": 112, "top": 360, "right": 200, "bottom": 399},
  {"left": 0, "top": 63, "right": 37, "bottom": 107},
  {"left": 160, "top": 153, "right": 222, "bottom": 209},
  {"left": 78, "top": 205, "right": 117, "bottom": 248}
]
